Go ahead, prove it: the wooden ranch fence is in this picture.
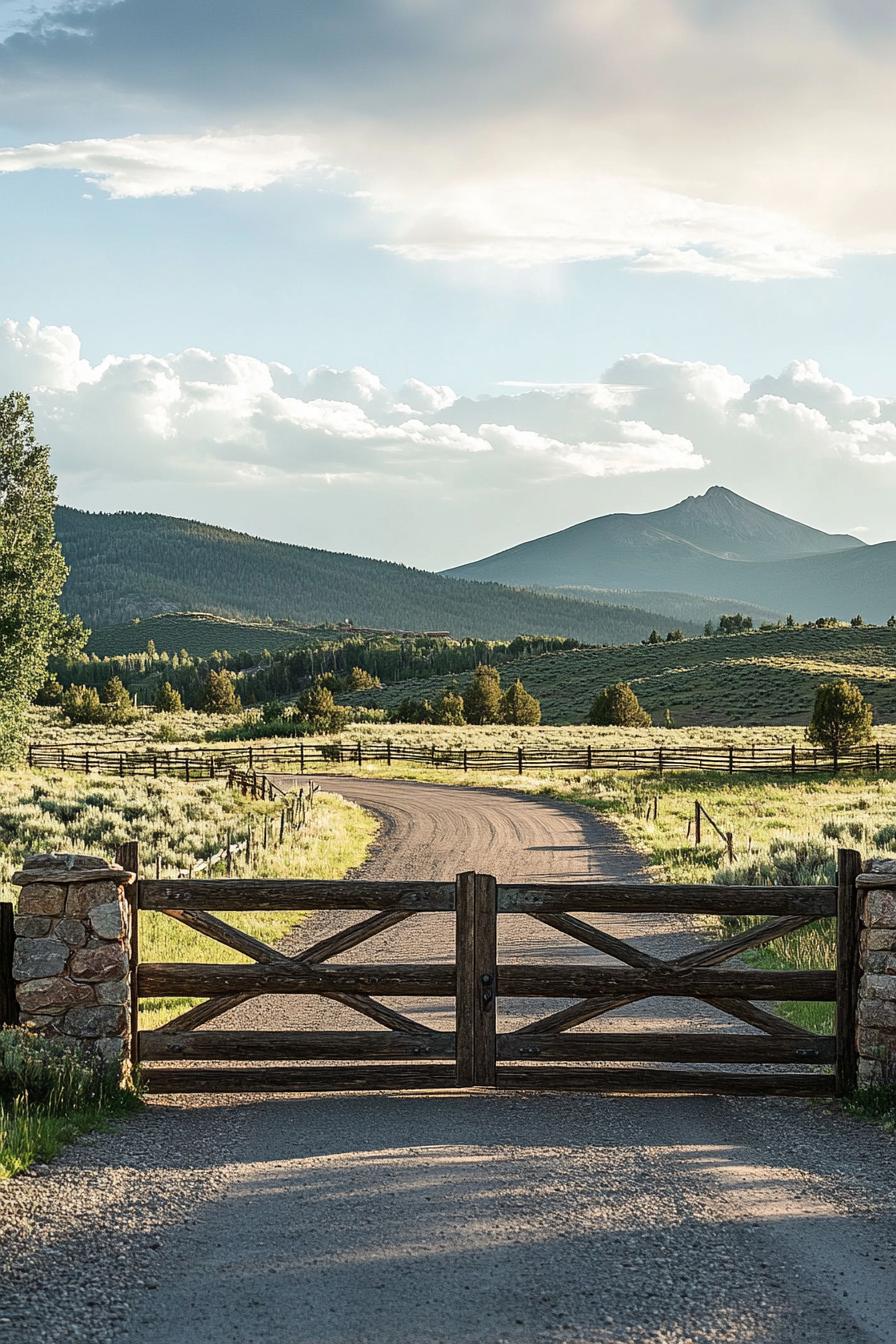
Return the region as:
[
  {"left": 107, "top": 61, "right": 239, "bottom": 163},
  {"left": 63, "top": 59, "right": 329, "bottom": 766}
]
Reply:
[
  {"left": 27, "top": 739, "right": 896, "bottom": 778},
  {"left": 129, "top": 845, "right": 862, "bottom": 1098}
]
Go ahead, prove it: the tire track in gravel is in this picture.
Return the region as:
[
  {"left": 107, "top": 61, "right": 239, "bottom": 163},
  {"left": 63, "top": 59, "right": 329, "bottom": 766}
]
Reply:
[{"left": 2, "top": 776, "right": 896, "bottom": 1344}]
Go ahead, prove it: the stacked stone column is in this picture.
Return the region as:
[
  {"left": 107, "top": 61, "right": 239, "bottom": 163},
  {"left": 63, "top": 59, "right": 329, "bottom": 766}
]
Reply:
[
  {"left": 858, "top": 858, "right": 896, "bottom": 1088},
  {"left": 11, "top": 853, "right": 135, "bottom": 1070}
]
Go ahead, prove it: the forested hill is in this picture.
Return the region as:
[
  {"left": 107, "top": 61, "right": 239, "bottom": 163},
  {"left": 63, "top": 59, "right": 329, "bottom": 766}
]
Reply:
[{"left": 55, "top": 507, "right": 704, "bottom": 644}]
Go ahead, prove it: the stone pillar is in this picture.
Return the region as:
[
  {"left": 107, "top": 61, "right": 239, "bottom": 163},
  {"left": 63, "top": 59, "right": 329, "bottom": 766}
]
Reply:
[
  {"left": 10, "top": 853, "right": 135, "bottom": 1071},
  {"left": 857, "top": 858, "right": 896, "bottom": 1088}
]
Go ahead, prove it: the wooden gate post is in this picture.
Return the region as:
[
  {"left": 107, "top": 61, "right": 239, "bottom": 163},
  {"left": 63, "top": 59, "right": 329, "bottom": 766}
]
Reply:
[
  {"left": 835, "top": 847, "right": 863, "bottom": 1095},
  {"left": 455, "top": 871, "right": 497, "bottom": 1086},
  {"left": 0, "top": 901, "right": 17, "bottom": 1026},
  {"left": 116, "top": 840, "right": 140, "bottom": 1071}
]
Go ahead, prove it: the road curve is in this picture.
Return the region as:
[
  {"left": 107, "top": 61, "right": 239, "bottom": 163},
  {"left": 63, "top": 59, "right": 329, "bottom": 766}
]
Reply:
[{"left": 2, "top": 778, "right": 895, "bottom": 1344}]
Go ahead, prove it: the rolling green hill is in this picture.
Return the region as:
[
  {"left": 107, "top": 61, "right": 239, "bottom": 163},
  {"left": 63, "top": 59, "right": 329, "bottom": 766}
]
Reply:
[
  {"left": 446, "top": 486, "right": 893, "bottom": 621},
  {"left": 56, "top": 506, "right": 705, "bottom": 645},
  {"left": 536, "top": 588, "right": 782, "bottom": 628},
  {"left": 343, "top": 625, "right": 896, "bottom": 727},
  {"left": 86, "top": 613, "right": 348, "bottom": 659}
]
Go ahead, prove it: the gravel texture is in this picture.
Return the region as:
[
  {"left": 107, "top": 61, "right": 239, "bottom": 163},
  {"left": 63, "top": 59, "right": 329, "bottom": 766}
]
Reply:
[{"left": 2, "top": 776, "right": 896, "bottom": 1343}]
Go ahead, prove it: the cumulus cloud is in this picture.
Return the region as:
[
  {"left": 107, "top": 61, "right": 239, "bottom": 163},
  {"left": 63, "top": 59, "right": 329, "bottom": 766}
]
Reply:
[
  {"left": 3, "top": 317, "right": 895, "bottom": 558},
  {"left": 1, "top": 1, "right": 894, "bottom": 278}
]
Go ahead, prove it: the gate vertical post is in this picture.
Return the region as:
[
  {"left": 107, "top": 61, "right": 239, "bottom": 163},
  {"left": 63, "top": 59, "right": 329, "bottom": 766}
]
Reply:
[
  {"left": 455, "top": 871, "right": 497, "bottom": 1087},
  {"left": 835, "top": 847, "right": 862, "bottom": 1095},
  {"left": 116, "top": 840, "right": 140, "bottom": 1072}
]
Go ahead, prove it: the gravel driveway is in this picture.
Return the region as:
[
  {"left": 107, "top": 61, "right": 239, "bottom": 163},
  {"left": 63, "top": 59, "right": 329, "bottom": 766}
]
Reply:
[{"left": 2, "top": 776, "right": 895, "bottom": 1344}]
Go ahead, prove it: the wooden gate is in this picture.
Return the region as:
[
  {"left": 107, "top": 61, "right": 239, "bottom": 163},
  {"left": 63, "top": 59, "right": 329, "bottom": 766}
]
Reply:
[{"left": 133, "top": 852, "right": 861, "bottom": 1097}]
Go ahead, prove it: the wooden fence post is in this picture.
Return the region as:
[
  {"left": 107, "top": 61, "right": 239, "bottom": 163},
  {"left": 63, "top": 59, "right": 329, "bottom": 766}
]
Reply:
[
  {"left": 694, "top": 800, "right": 702, "bottom": 846},
  {"left": 357, "top": 740, "right": 363, "bottom": 767},
  {"left": 0, "top": 901, "right": 18, "bottom": 1027},
  {"left": 586, "top": 745, "right": 592, "bottom": 771},
  {"left": 387, "top": 740, "right": 392, "bottom": 766},
  {"left": 518, "top": 746, "right": 524, "bottom": 775},
  {"left": 455, "top": 872, "right": 497, "bottom": 1087},
  {"left": 835, "top": 847, "right": 863, "bottom": 1096},
  {"left": 226, "top": 831, "right": 233, "bottom": 877},
  {"left": 791, "top": 744, "right": 796, "bottom": 776},
  {"left": 726, "top": 831, "right": 735, "bottom": 864}
]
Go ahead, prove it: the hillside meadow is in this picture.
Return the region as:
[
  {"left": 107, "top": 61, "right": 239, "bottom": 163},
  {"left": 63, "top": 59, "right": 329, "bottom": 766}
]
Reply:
[
  {"left": 342, "top": 624, "right": 896, "bottom": 726},
  {"left": 87, "top": 613, "right": 346, "bottom": 660}
]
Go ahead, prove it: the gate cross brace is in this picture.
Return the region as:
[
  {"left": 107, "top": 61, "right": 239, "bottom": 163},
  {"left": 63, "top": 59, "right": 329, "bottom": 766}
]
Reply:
[
  {"left": 514, "top": 912, "right": 818, "bottom": 1038},
  {"left": 152, "top": 907, "right": 436, "bottom": 1036}
]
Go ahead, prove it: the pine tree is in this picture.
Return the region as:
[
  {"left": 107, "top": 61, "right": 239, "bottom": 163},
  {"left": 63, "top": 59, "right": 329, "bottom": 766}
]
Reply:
[
  {"left": 0, "top": 393, "right": 83, "bottom": 762},
  {"left": 587, "top": 682, "right": 652, "bottom": 727},
  {"left": 202, "top": 668, "right": 242, "bottom": 714},
  {"left": 463, "top": 664, "right": 502, "bottom": 724},
  {"left": 101, "top": 674, "right": 135, "bottom": 724},
  {"left": 500, "top": 679, "right": 541, "bottom": 725},
  {"left": 154, "top": 680, "right": 184, "bottom": 713}
]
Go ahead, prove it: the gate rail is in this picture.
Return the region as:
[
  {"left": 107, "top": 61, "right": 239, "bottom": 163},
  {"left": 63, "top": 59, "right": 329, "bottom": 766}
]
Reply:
[{"left": 131, "top": 849, "right": 861, "bottom": 1098}]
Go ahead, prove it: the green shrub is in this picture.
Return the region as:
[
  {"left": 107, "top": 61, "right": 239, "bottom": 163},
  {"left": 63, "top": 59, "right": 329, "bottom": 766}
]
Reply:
[
  {"left": 873, "top": 823, "right": 896, "bottom": 851},
  {"left": 714, "top": 837, "right": 836, "bottom": 888},
  {"left": 0, "top": 1028, "right": 121, "bottom": 1110},
  {"left": 154, "top": 681, "right": 184, "bottom": 713},
  {"left": 61, "top": 683, "right": 106, "bottom": 724},
  {"left": 587, "top": 682, "right": 651, "bottom": 727},
  {"left": 807, "top": 679, "right": 873, "bottom": 754}
]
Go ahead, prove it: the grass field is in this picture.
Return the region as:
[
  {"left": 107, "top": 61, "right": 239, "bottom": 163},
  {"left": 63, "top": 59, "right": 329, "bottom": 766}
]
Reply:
[{"left": 342, "top": 624, "right": 896, "bottom": 726}]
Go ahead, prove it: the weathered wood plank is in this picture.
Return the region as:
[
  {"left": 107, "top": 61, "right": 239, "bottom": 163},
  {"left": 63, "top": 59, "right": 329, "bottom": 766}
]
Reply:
[
  {"left": 143, "top": 1064, "right": 458, "bottom": 1093},
  {"left": 497, "top": 1032, "right": 835, "bottom": 1064},
  {"left": 495, "top": 1067, "right": 835, "bottom": 1096},
  {"left": 140, "top": 1030, "right": 456, "bottom": 1061},
  {"left": 456, "top": 873, "right": 497, "bottom": 1087},
  {"left": 498, "top": 883, "right": 836, "bottom": 916},
  {"left": 835, "top": 848, "right": 863, "bottom": 1096},
  {"left": 496, "top": 966, "right": 835, "bottom": 1000},
  {"left": 531, "top": 913, "right": 659, "bottom": 970},
  {"left": 139, "top": 878, "right": 455, "bottom": 911},
  {"left": 139, "top": 962, "right": 457, "bottom": 997},
  {"left": 297, "top": 910, "right": 413, "bottom": 963}
]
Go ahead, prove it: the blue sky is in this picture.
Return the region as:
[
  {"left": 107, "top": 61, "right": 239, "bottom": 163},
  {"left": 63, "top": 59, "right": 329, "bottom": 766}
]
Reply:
[{"left": 1, "top": 1, "right": 895, "bottom": 569}]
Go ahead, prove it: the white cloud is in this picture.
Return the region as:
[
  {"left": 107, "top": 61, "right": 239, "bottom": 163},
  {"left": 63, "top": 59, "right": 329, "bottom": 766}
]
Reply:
[
  {"left": 4, "top": 316, "right": 896, "bottom": 559},
  {"left": 1, "top": 1, "right": 895, "bottom": 278},
  {"left": 0, "top": 132, "right": 319, "bottom": 198}
]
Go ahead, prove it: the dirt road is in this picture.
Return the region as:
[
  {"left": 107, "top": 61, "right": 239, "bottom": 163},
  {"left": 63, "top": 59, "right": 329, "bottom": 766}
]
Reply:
[{"left": 3, "top": 778, "right": 896, "bottom": 1344}]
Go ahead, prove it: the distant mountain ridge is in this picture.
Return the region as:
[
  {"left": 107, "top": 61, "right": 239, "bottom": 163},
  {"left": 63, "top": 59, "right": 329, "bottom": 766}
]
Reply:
[
  {"left": 55, "top": 506, "right": 705, "bottom": 645},
  {"left": 445, "top": 487, "right": 890, "bottom": 619}
]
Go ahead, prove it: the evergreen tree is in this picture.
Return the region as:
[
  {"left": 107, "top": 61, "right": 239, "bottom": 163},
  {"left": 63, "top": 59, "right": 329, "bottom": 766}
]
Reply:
[
  {"left": 0, "top": 393, "right": 83, "bottom": 762},
  {"left": 202, "top": 668, "right": 242, "bottom": 714},
  {"left": 101, "top": 674, "right": 135, "bottom": 724},
  {"left": 500, "top": 679, "right": 541, "bottom": 725},
  {"left": 34, "top": 675, "right": 64, "bottom": 706},
  {"left": 807, "top": 680, "right": 873, "bottom": 756},
  {"left": 154, "top": 680, "right": 184, "bottom": 713},
  {"left": 463, "top": 663, "right": 502, "bottom": 724},
  {"left": 433, "top": 689, "right": 466, "bottom": 725},
  {"left": 61, "top": 684, "right": 105, "bottom": 724},
  {"left": 587, "top": 682, "right": 652, "bottom": 727}
]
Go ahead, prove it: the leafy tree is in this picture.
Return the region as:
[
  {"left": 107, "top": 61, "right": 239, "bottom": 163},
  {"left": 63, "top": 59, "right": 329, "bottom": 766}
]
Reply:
[
  {"left": 34, "top": 675, "right": 64, "bottom": 706},
  {"left": 500, "top": 679, "right": 541, "bottom": 725},
  {"left": 807, "top": 679, "right": 873, "bottom": 756},
  {"left": 261, "top": 698, "right": 286, "bottom": 723},
  {"left": 663, "top": 707, "right": 674, "bottom": 729},
  {"left": 646, "top": 630, "right": 661, "bottom": 645},
  {"left": 61, "top": 684, "right": 105, "bottom": 724},
  {"left": 587, "top": 682, "right": 651, "bottom": 727},
  {"left": 850, "top": 614, "right": 864, "bottom": 627},
  {"left": 665, "top": 629, "right": 684, "bottom": 642},
  {"left": 154, "top": 680, "right": 184, "bottom": 713},
  {"left": 202, "top": 668, "right": 242, "bottom": 714},
  {"left": 0, "top": 392, "right": 83, "bottom": 763},
  {"left": 433, "top": 689, "right": 466, "bottom": 725},
  {"left": 889, "top": 615, "right": 896, "bottom": 629},
  {"left": 703, "top": 622, "right": 713, "bottom": 637},
  {"left": 296, "top": 680, "right": 348, "bottom": 731},
  {"left": 463, "top": 663, "right": 502, "bottom": 724},
  {"left": 347, "top": 666, "right": 381, "bottom": 691},
  {"left": 101, "top": 674, "right": 135, "bottom": 724},
  {"left": 718, "top": 613, "right": 753, "bottom": 635},
  {"left": 392, "top": 696, "right": 435, "bottom": 724}
]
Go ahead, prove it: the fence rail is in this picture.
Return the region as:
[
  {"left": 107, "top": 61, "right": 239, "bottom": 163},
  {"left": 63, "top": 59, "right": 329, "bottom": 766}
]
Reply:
[{"left": 27, "top": 739, "right": 896, "bottom": 778}]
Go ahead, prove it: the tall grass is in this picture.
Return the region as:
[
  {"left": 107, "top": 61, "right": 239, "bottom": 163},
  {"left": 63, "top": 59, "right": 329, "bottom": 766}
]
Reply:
[{"left": 0, "top": 1029, "right": 141, "bottom": 1177}]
